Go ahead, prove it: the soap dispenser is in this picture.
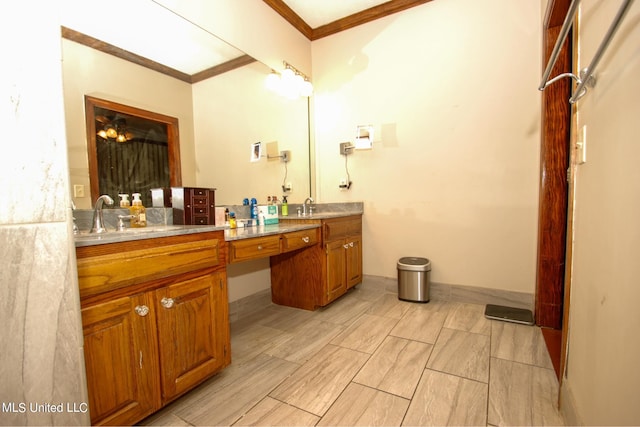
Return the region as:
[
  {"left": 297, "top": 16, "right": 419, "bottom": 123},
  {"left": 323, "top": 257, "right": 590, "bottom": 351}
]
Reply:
[
  {"left": 119, "top": 193, "right": 130, "bottom": 208},
  {"left": 130, "top": 193, "right": 147, "bottom": 228}
]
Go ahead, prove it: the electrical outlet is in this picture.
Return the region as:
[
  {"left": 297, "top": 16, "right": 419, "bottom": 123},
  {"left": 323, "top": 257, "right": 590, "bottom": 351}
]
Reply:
[
  {"left": 284, "top": 182, "right": 292, "bottom": 192},
  {"left": 280, "top": 150, "right": 290, "bottom": 162},
  {"left": 73, "top": 184, "right": 85, "bottom": 198}
]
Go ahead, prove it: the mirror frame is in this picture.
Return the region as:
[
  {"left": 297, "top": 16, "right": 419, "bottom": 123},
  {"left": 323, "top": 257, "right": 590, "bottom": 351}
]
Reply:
[{"left": 84, "top": 95, "right": 182, "bottom": 203}]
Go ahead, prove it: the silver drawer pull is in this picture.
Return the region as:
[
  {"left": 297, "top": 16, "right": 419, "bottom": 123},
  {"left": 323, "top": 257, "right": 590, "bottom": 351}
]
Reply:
[
  {"left": 134, "top": 305, "right": 149, "bottom": 317},
  {"left": 257, "top": 245, "right": 263, "bottom": 250},
  {"left": 343, "top": 244, "right": 349, "bottom": 249},
  {"left": 302, "top": 236, "right": 310, "bottom": 243},
  {"left": 349, "top": 242, "right": 354, "bottom": 247},
  {"left": 161, "top": 297, "right": 175, "bottom": 309}
]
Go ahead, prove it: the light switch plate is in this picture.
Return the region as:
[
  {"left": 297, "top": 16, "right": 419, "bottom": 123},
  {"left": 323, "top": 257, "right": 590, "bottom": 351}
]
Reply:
[{"left": 576, "top": 125, "right": 587, "bottom": 164}]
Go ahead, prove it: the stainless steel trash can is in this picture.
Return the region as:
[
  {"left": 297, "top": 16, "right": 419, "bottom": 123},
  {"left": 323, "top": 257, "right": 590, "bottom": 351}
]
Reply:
[{"left": 397, "top": 257, "right": 431, "bottom": 302}]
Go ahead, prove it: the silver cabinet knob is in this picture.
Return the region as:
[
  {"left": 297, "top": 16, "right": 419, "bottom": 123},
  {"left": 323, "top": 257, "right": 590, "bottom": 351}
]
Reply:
[
  {"left": 161, "top": 297, "right": 175, "bottom": 309},
  {"left": 343, "top": 244, "right": 349, "bottom": 249},
  {"left": 135, "top": 305, "right": 149, "bottom": 317},
  {"left": 349, "top": 242, "right": 354, "bottom": 247},
  {"left": 257, "top": 245, "right": 263, "bottom": 250},
  {"left": 302, "top": 236, "right": 310, "bottom": 243}
]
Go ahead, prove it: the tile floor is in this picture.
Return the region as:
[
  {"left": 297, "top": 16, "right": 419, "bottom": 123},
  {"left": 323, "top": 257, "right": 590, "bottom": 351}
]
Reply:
[{"left": 142, "top": 276, "right": 565, "bottom": 426}]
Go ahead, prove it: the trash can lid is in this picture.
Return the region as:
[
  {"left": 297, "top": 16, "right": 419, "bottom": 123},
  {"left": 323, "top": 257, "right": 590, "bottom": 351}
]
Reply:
[{"left": 397, "top": 257, "right": 431, "bottom": 271}]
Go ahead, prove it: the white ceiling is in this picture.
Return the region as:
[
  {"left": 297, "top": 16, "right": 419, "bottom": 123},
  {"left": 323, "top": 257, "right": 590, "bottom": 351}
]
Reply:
[{"left": 281, "top": 0, "right": 390, "bottom": 28}]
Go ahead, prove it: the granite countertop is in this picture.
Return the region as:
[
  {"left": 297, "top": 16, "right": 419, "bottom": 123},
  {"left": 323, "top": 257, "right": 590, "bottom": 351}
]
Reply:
[
  {"left": 74, "top": 203, "right": 363, "bottom": 247},
  {"left": 74, "top": 222, "right": 321, "bottom": 247},
  {"left": 74, "top": 224, "right": 226, "bottom": 247}
]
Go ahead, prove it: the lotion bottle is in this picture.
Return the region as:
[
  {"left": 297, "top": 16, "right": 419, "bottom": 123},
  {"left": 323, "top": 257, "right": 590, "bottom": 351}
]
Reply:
[{"left": 130, "top": 193, "right": 147, "bottom": 228}]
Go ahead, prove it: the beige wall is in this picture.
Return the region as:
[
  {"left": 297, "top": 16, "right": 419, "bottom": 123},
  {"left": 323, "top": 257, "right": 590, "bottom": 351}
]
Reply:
[
  {"left": 192, "top": 61, "right": 310, "bottom": 205},
  {"left": 562, "top": 0, "right": 640, "bottom": 424},
  {"left": 311, "top": 0, "right": 542, "bottom": 292},
  {"left": 192, "top": 61, "right": 311, "bottom": 302},
  {"left": 62, "top": 39, "right": 196, "bottom": 209}
]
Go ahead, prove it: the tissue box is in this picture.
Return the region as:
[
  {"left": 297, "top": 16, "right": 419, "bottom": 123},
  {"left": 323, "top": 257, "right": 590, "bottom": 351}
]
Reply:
[{"left": 258, "top": 205, "right": 279, "bottom": 224}]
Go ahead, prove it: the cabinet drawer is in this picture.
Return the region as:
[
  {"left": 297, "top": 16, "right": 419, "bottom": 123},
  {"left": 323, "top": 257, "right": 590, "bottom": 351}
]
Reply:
[
  {"left": 191, "top": 196, "right": 209, "bottom": 207},
  {"left": 324, "top": 216, "right": 362, "bottom": 241},
  {"left": 229, "top": 235, "right": 281, "bottom": 263},
  {"left": 281, "top": 229, "right": 319, "bottom": 253},
  {"left": 77, "top": 236, "right": 221, "bottom": 299}
]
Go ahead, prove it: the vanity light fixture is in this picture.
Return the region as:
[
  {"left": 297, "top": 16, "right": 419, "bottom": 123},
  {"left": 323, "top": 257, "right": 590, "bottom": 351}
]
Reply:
[{"left": 265, "top": 61, "right": 313, "bottom": 99}]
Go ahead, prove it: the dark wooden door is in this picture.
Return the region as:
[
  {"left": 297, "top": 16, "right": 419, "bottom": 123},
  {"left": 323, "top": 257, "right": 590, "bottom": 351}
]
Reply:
[{"left": 536, "top": 0, "right": 572, "bottom": 330}]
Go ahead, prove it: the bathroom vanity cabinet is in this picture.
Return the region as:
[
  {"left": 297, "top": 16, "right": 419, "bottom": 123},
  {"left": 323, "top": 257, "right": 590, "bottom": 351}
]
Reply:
[
  {"left": 271, "top": 215, "right": 362, "bottom": 310},
  {"left": 76, "top": 231, "right": 229, "bottom": 426}
]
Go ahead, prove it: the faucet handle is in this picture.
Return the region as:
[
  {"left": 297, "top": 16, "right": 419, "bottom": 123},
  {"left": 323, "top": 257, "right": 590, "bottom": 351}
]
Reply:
[{"left": 117, "top": 214, "right": 136, "bottom": 231}]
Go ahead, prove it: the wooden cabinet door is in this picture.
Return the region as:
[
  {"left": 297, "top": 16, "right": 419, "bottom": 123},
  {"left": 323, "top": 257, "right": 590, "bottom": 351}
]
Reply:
[
  {"left": 325, "top": 239, "right": 347, "bottom": 305},
  {"left": 81, "top": 294, "right": 160, "bottom": 426},
  {"left": 155, "top": 272, "right": 230, "bottom": 403},
  {"left": 346, "top": 234, "right": 363, "bottom": 289}
]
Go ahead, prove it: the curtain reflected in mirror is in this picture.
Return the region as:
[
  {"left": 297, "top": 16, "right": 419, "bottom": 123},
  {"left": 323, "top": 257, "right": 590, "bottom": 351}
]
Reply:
[{"left": 84, "top": 96, "right": 182, "bottom": 207}]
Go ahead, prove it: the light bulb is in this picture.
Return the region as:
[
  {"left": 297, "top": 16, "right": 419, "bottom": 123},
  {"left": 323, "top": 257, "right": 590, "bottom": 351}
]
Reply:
[
  {"left": 106, "top": 126, "right": 117, "bottom": 139},
  {"left": 300, "top": 80, "right": 313, "bottom": 97},
  {"left": 281, "top": 67, "right": 295, "bottom": 82},
  {"left": 265, "top": 71, "right": 281, "bottom": 92}
]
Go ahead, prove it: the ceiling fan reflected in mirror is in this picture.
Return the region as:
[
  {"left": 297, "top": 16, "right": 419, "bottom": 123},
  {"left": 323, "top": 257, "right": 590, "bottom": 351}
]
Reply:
[{"left": 96, "top": 117, "right": 133, "bottom": 143}]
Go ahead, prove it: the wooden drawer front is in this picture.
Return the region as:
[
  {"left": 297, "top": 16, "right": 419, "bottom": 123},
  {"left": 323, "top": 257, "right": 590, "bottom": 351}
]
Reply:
[
  {"left": 281, "top": 229, "right": 319, "bottom": 253},
  {"left": 347, "top": 217, "right": 362, "bottom": 234},
  {"left": 229, "top": 235, "right": 281, "bottom": 263},
  {"left": 193, "top": 206, "right": 208, "bottom": 215},
  {"left": 77, "top": 238, "right": 221, "bottom": 299},
  {"left": 190, "top": 188, "right": 210, "bottom": 197},
  {"left": 324, "top": 216, "right": 362, "bottom": 241},
  {"left": 191, "top": 196, "right": 210, "bottom": 208},
  {"left": 192, "top": 215, "right": 210, "bottom": 225}
]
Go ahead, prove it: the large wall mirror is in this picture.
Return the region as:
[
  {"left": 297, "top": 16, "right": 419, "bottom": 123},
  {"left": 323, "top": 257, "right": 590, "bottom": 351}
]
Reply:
[
  {"left": 84, "top": 96, "right": 182, "bottom": 207},
  {"left": 61, "top": 1, "right": 312, "bottom": 210}
]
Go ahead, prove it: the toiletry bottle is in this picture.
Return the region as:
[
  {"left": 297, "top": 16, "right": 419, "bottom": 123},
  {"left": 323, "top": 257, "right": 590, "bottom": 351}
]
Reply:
[
  {"left": 130, "top": 193, "right": 147, "bottom": 228},
  {"left": 282, "top": 196, "right": 288, "bottom": 216},
  {"left": 229, "top": 212, "right": 237, "bottom": 229},
  {"left": 250, "top": 198, "right": 258, "bottom": 220},
  {"left": 258, "top": 210, "right": 265, "bottom": 228},
  {"left": 224, "top": 208, "right": 230, "bottom": 225},
  {"left": 119, "top": 194, "right": 130, "bottom": 208}
]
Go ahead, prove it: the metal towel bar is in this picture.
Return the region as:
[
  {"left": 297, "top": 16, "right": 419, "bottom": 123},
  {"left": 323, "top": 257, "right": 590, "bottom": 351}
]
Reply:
[
  {"left": 569, "top": 0, "right": 635, "bottom": 103},
  {"left": 539, "top": 0, "right": 581, "bottom": 91},
  {"left": 539, "top": 0, "right": 635, "bottom": 103}
]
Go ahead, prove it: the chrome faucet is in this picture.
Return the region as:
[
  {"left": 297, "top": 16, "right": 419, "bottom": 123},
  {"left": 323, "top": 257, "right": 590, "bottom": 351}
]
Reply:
[
  {"left": 90, "top": 195, "right": 114, "bottom": 233},
  {"left": 71, "top": 200, "right": 79, "bottom": 235},
  {"left": 302, "top": 197, "right": 314, "bottom": 216}
]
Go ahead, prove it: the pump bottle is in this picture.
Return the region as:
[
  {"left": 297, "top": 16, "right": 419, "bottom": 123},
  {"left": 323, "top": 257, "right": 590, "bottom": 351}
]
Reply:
[{"left": 130, "top": 193, "right": 147, "bottom": 228}]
